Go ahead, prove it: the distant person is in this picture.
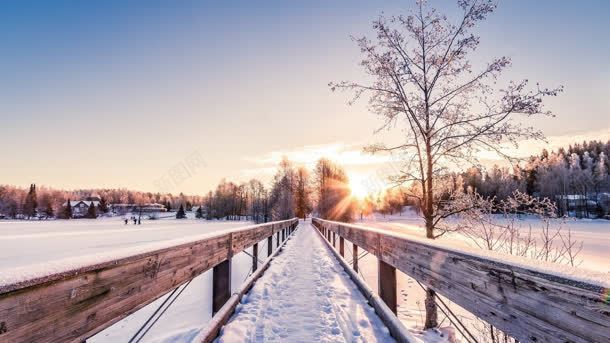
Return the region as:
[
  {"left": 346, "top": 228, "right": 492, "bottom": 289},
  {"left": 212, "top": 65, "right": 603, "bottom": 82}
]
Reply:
[{"left": 124, "top": 218, "right": 128, "bottom": 225}]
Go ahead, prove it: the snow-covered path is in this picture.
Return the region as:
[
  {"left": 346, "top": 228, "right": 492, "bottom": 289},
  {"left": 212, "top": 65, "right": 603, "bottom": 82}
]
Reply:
[{"left": 216, "top": 222, "right": 395, "bottom": 343}]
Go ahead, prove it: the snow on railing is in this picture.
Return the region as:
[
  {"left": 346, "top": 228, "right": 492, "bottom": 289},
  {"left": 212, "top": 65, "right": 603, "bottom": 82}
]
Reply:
[
  {"left": 0, "top": 218, "right": 298, "bottom": 343},
  {"left": 312, "top": 217, "right": 610, "bottom": 343}
]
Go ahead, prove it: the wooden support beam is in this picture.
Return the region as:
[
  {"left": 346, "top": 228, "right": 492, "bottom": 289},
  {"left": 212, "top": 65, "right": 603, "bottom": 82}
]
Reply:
[
  {"left": 332, "top": 232, "right": 336, "bottom": 247},
  {"left": 339, "top": 236, "right": 344, "bottom": 257},
  {"left": 378, "top": 260, "right": 397, "bottom": 314},
  {"left": 276, "top": 232, "right": 280, "bottom": 247},
  {"left": 212, "top": 259, "right": 231, "bottom": 315},
  {"left": 267, "top": 235, "right": 273, "bottom": 257},
  {"left": 352, "top": 244, "right": 358, "bottom": 272},
  {"left": 252, "top": 243, "right": 258, "bottom": 272}
]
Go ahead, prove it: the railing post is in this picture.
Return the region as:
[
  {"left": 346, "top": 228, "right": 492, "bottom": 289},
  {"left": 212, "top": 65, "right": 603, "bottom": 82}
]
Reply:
[
  {"left": 212, "top": 259, "right": 231, "bottom": 315},
  {"left": 282, "top": 228, "right": 285, "bottom": 241},
  {"left": 332, "top": 232, "right": 336, "bottom": 247},
  {"left": 252, "top": 243, "right": 258, "bottom": 272},
  {"left": 378, "top": 259, "right": 397, "bottom": 314},
  {"left": 276, "top": 231, "right": 280, "bottom": 247},
  {"left": 267, "top": 235, "right": 273, "bottom": 257},
  {"left": 352, "top": 244, "right": 358, "bottom": 272},
  {"left": 339, "top": 236, "right": 344, "bottom": 257}
]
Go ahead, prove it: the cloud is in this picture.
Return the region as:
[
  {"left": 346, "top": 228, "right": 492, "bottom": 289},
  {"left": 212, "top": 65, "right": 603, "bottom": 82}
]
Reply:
[
  {"left": 242, "top": 127, "right": 609, "bottom": 183},
  {"left": 479, "top": 127, "right": 610, "bottom": 162},
  {"left": 241, "top": 141, "right": 396, "bottom": 179}
]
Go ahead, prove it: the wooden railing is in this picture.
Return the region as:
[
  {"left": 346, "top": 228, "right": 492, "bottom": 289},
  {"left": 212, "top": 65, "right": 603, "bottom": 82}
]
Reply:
[
  {"left": 312, "top": 218, "right": 610, "bottom": 343},
  {"left": 0, "top": 218, "right": 298, "bottom": 343}
]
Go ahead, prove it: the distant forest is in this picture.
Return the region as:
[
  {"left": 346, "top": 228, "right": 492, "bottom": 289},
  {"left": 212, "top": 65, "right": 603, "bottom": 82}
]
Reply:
[
  {"left": 0, "top": 157, "right": 350, "bottom": 222},
  {"left": 462, "top": 140, "right": 610, "bottom": 217},
  {"left": 364, "top": 140, "right": 610, "bottom": 219},
  {"left": 1, "top": 140, "right": 609, "bottom": 220}
]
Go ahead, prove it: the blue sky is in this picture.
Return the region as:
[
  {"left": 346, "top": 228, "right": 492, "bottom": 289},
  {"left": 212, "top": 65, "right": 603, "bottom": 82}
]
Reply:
[{"left": 0, "top": 0, "right": 609, "bottom": 194}]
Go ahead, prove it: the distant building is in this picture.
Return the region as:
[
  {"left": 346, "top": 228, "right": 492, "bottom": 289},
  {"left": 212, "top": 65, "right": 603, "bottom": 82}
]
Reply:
[
  {"left": 111, "top": 203, "right": 167, "bottom": 216},
  {"left": 62, "top": 200, "right": 100, "bottom": 218}
]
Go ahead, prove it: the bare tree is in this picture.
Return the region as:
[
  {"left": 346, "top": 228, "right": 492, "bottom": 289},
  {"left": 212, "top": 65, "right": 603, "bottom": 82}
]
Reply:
[
  {"left": 331, "top": 0, "right": 561, "bottom": 329},
  {"left": 294, "top": 166, "right": 312, "bottom": 219}
]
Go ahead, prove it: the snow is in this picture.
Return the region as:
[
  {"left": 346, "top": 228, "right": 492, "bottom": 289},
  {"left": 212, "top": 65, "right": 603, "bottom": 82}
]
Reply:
[
  {"left": 216, "top": 222, "right": 396, "bottom": 343},
  {"left": 0, "top": 217, "right": 251, "bottom": 289}
]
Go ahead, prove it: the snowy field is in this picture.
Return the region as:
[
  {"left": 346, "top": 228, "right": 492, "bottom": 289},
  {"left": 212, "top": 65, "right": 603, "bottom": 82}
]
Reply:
[{"left": 0, "top": 215, "right": 250, "bottom": 270}]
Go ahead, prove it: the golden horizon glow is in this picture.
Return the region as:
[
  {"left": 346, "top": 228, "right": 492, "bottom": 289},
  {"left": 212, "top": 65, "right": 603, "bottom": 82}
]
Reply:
[{"left": 348, "top": 173, "right": 372, "bottom": 200}]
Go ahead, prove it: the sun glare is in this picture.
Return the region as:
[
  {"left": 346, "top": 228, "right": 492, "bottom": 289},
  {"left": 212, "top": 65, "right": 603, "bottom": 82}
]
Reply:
[{"left": 348, "top": 174, "right": 370, "bottom": 199}]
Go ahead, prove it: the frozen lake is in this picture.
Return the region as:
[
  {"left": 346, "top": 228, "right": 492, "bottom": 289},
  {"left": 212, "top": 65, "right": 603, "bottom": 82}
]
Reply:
[{"left": 0, "top": 216, "right": 250, "bottom": 270}]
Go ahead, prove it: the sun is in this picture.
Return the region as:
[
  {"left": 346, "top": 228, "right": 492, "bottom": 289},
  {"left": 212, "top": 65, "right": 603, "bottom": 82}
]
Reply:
[{"left": 348, "top": 174, "right": 370, "bottom": 199}]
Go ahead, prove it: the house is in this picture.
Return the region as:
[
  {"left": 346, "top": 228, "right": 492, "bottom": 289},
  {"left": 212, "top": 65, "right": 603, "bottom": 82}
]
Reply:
[
  {"left": 63, "top": 200, "right": 100, "bottom": 217},
  {"left": 111, "top": 203, "right": 167, "bottom": 216}
]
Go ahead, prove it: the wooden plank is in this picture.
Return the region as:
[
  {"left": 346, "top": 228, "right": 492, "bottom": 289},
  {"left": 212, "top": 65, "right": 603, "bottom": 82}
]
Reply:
[
  {"left": 339, "top": 237, "right": 345, "bottom": 257},
  {"left": 314, "top": 218, "right": 610, "bottom": 343},
  {"left": 0, "top": 219, "right": 297, "bottom": 343}
]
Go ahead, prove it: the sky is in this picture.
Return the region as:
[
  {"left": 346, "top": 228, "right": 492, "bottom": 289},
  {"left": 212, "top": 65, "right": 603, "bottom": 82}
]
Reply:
[{"left": 1, "top": 0, "right": 609, "bottom": 195}]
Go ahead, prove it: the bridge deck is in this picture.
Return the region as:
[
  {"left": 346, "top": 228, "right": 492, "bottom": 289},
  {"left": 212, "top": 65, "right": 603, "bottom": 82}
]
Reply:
[{"left": 216, "top": 222, "right": 395, "bottom": 342}]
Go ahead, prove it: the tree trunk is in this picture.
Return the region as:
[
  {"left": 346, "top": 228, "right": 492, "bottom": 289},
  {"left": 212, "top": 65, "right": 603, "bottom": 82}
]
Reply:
[{"left": 423, "top": 140, "right": 438, "bottom": 328}]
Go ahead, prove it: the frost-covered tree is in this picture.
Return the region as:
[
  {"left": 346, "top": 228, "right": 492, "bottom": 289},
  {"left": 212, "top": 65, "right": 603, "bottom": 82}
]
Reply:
[
  {"left": 269, "top": 157, "right": 296, "bottom": 220},
  {"left": 294, "top": 166, "right": 312, "bottom": 219},
  {"left": 314, "top": 158, "right": 353, "bottom": 222},
  {"left": 331, "top": 0, "right": 561, "bottom": 329}
]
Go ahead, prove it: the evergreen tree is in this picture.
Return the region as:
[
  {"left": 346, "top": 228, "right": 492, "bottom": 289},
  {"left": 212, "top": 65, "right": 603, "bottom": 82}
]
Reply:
[
  {"left": 64, "top": 199, "right": 73, "bottom": 219},
  {"left": 195, "top": 206, "right": 204, "bottom": 219},
  {"left": 45, "top": 203, "right": 54, "bottom": 218},
  {"left": 176, "top": 204, "right": 186, "bottom": 219},
  {"left": 98, "top": 197, "right": 109, "bottom": 213},
  {"left": 86, "top": 202, "right": 97, "bottom": 219},
  {"left": 23, "top": 184, "right": 38, "bottom": 218}
]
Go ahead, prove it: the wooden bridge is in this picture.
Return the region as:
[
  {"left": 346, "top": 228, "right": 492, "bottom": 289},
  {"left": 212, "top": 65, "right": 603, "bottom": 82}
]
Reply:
[{"left": 0, "top": 218, "right": 609, "bottom": 342}]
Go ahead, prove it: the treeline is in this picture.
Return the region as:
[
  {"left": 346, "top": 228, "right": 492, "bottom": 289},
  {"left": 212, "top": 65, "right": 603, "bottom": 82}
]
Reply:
[
  {"left": 0, "top": 184, "right": 205, "bottom": 219},
  {"left": 0, "top": 157, "right": 356, "bottom": 222},
  {"left": 202, "top": 158, "right": 354, "bottom": 222},
  {"left": 358, "top": 140, "right": 610, "bottom": 219},
  {"left": 457, "top": 140, "right": 610, "bottom": 217}
]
